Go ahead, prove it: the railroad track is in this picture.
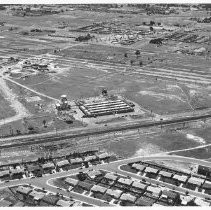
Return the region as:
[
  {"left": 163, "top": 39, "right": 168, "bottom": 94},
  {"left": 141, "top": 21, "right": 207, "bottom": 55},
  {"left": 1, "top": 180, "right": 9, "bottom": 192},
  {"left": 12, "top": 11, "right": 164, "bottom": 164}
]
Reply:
[{"left": 1, "top": 112, "right": 211, "bottom": 150}]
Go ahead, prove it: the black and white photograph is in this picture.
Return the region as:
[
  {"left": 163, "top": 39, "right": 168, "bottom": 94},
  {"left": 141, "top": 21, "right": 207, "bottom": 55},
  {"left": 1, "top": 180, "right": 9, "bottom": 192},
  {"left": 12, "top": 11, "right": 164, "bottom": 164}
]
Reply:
[{"left": 0, "top": 1, "right": 210, "bottom": 207}]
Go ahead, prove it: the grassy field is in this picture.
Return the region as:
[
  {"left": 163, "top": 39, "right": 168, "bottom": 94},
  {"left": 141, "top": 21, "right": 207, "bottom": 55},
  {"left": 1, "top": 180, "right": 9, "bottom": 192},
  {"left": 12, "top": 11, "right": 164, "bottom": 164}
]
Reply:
[{"left": 0, "top": 92, "right": 16, "bottom": 120}]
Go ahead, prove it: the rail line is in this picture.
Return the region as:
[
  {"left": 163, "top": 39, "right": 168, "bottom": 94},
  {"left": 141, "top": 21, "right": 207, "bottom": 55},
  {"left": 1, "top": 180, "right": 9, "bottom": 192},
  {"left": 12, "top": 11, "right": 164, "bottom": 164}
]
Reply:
[{"left": 0, "top": 112, "right": 211, "bottom": 150}]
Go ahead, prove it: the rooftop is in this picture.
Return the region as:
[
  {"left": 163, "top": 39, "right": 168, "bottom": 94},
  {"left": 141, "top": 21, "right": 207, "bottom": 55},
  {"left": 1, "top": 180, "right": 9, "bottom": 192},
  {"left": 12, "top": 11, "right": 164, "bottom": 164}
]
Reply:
[
  {"left": 159, "top": 170, "right": 172, "bottom": 178},
  {"left": 91, "top": 185, "right": 107, "bottom": 194},
  {"left": 132, "top": 181, "right": 147, "bottom": 190},
  {"left": 65, "top": 177, "right": 79, "bottom": 186},
  {"left": 120, "top": 193, "right": 136, "bottom": 203},
  {"left": 145, "top": 167, "right": 158, "bottom": 174},
  {"left": 131, "top": 163, "right": 146, "bottom": 171},
  {"left": 104, "top": 173, "right": 118, "bottom": 181},
  {"left": 118, "top": 177, "right": 133, "bottom": 186},
  {"left": 56, "top": 199, "right": 75, "bottom": 207},
  {"left": 106, "top": 189, "right": 123, "bottom": 199}
]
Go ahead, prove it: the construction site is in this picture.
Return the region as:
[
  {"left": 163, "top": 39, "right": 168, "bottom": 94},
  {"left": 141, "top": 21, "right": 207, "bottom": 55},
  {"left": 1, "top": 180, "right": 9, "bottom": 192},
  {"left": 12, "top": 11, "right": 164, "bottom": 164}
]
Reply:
[{"left": 0, "top": 3, "right": 211, "bottom": 207}]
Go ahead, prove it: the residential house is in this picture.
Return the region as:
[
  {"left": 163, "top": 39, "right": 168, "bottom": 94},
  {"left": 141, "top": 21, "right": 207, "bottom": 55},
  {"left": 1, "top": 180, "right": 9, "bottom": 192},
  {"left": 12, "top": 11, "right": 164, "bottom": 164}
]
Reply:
[
  {"left": 135, "top": 196, "right": 155, "bottom": 206},
  {"left": 40, "top": 194, "right": 59, "bottom": 206},
  {"left": 120, "top": 193, "right": 137, "bottom": 203},
  {"left": 77, "top": 181, "right": 94, "bottom": 191},
  {"left": 16, "top": 186, "right": 32, "bottom": 200},
  {"left": 65, "top": 177, "right": 79, "bottom": 187},
  {"left": 42, "top": 162, "right": 55, "bottom": 174},
  {"left": 91, "top": 185, "right": 107, "bottom": 194},
  {"left": 0, "top": 200, "right": 12, "bottom": 207},
  {"left": 131, "top": 163, "right": 146, "bottom": 172},
  {"left": 106, "top": 189, "right": 123, "bottom": 199},
  {"left": 56, "top": 199, "right": 75, "bottom": 207}
]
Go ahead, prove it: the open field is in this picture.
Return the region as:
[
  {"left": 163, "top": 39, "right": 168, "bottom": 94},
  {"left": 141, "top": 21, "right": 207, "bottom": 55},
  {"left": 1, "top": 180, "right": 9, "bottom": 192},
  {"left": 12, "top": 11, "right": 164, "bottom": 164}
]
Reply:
[{"left": 0, "top": 4, "right": 211, "bottom": 161}]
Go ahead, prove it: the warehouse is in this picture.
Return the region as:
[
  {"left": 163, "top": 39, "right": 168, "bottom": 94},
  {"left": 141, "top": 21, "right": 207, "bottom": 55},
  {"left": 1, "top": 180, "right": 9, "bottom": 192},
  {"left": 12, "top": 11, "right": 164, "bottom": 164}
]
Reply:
[{"left": 78, "top": 98, "right": 134, "bottom": 117}]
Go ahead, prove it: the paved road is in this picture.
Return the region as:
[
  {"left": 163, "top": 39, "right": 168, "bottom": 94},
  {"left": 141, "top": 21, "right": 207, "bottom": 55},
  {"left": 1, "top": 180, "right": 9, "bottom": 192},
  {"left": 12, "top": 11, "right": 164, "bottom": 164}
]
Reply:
[{"left": 1, "top": 155, "right": 211, "bottom": 206}]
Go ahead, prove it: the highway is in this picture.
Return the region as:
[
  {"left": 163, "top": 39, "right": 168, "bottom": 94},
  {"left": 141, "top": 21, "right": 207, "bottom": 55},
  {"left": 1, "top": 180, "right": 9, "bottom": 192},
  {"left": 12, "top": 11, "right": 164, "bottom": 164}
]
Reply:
[{"left": 1, "top": 154, "right": 211, "bottom": 206}]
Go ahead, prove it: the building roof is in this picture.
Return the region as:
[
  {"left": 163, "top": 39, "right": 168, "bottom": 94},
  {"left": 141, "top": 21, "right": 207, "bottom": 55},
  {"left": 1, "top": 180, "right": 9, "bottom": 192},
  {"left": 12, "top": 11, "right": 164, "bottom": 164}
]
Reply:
[
  {"left": 159, "top": 170, "right": 172, "bottom": 178},
  {"left": 27, "top": 165, "right": 41, "bottom": 172},
  {"left": 106, "top": 189, "right": 122, "bottom": 199},
  {"left": 0, "top": 170, "right": 10, "bottom": 177},
  {"left": 104, "top": 173, "right": 118, "bottom": 181},
  {"left": 162, "top": 190, "right": 179, "bottom": 199},
  {"left": 91, "top": 185, "right": 107, "bottom": 194},
  {"left": 180, "top": 195, "right": 194, "bottom": 205},
  {"left": 188, "top": 177, "right": 204, "bottom": 186},
  {"left": 153, "top": 203, "right": 164, "bottom": 206},
  {"left": 135, "top": 197, "right": 154, "bottom": 206},
  {"left": 56, "top": 199, "right": 75, "bottom": 207},
  {"left": 57, "top": 160, "right": 69, "bottom": 167},
  {"left": 194, "top": 198, "right": 210, "bottom": 206},
  {"left": 97, "top": 153, "right": 110, "bottom": 159},
  {"left": 65, "top": 178, "right": 79, "bottom": 186},
  {"left": 0, "top": 200, "right": 12, "bottom": 207},
  {"left": 147, "top": 186, "right": 161, "bottom": 195},
  {"left": 87, "top": 170, "right": 101, "bottom": 178},
  {"left": 77, "top": 181, "right": 93, "bottom": 191},
  {"left": 70, "top": 158, "right": 83, "bottom": 164},
  {"left": 173, "top": 174, "right": 188, "bottom": 182},
  {"left": 118, "top": 177, "right": 133, "bottom": 186},
  {"left": 132, "top": 181, "right": 147, "bottom": 190},
  {"left": 84, "top": 155, "right": 96, "bottom": 162},
  {"left": 41, "top": 194, "right": 59, "bottom": 205},
  {"left": 198, "top": 165, "right": 211, "bottom": 173},
  {"left": 13, "top": 201, "right": 24, "bottom": 207},
  {"left": 16, "top": 186, "right": 32, "bottom": 195},
  {"left": 42, "top": 162, "right": 55, "bottom": 169},
  {"left": 145, "top": 167, "right": 158, "bottom": 174},
  {"left": 131, "top": 163, "right": 145, "bottom": 171},
  {"left": 29, "top": 191, "right": 45, "bottom": 200},
  {"left": 10, "top": 168, "right": 25, "bottom": 174},
  {"left": 120, "top": 193, "right": 136, "bottom": 203},
  {"left": 203, "top": 181, "right": 211, "bottom": 189}
]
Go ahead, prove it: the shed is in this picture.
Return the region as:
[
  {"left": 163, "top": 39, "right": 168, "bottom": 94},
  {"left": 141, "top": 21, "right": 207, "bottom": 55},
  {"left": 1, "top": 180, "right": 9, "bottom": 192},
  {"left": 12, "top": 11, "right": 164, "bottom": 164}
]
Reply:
[{"left": 162, "top": 190, "right": 179, "bottom": 200}]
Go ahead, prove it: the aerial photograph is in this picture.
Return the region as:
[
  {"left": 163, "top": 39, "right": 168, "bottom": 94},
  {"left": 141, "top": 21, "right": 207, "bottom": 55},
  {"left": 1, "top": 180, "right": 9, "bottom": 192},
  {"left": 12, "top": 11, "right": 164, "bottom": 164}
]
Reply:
[{"left": 0, "top": 2, "right": 211, "bottom": 207}]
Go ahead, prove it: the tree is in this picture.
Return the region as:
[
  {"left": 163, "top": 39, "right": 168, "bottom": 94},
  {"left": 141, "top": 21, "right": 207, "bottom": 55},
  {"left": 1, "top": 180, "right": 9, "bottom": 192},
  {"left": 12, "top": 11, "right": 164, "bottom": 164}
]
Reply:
[
  {"left": 130, "top": 60, "right": 134, "bottom": 65},
  {"left": 43, "top": 120, "right": 47, "bottom": 127},
  {"left": 139, "top": 61, "right": 143, "bottom": 66},
  {"left": 135, "top": 50, "right": 140, "bottom": 58},
  {"left": 150, "top": 20, "right": 155, "bottom": 25},
  {"left": 150, "top": 26, "right": 154, "bottom": 31},
  {"left": 124, "top": 53, "right": 128, "bottom": 58}
]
